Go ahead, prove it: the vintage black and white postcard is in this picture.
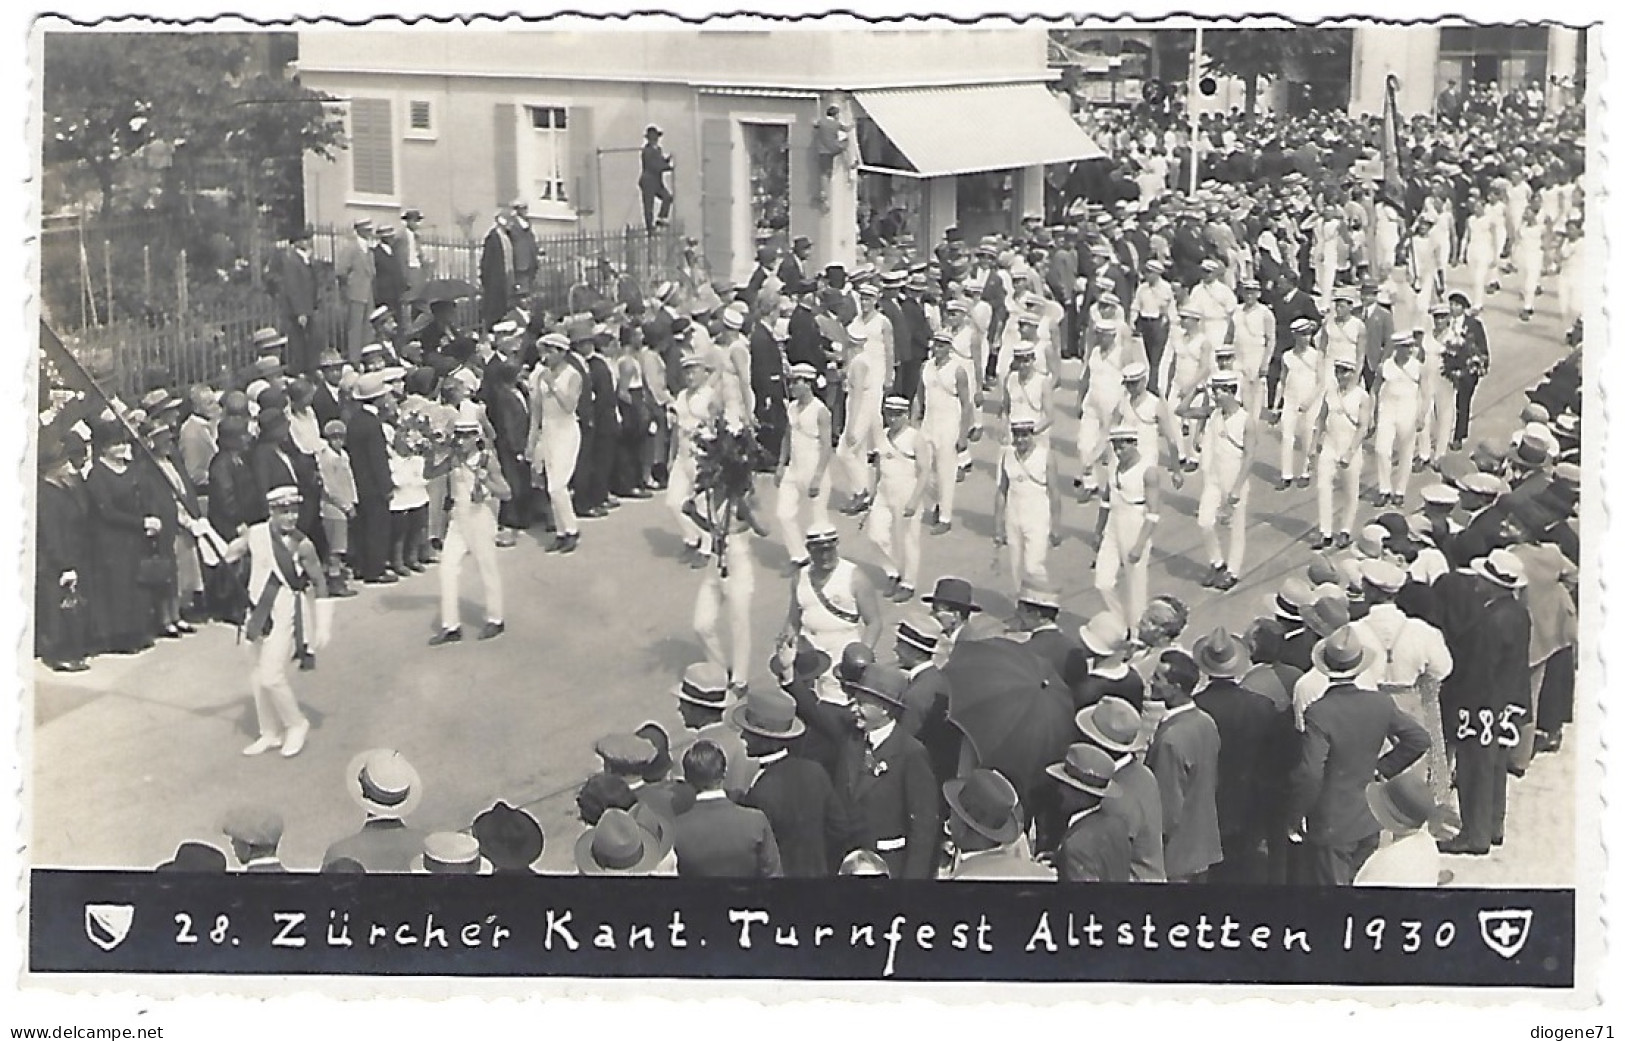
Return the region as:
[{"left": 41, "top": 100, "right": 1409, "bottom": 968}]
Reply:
[{"left": 5, "top": 0, "right": 1617, "bottom": 1029}]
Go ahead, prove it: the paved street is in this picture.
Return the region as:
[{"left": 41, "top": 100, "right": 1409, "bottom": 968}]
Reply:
[{"left": 32, "top": 266, "right": 1578, "bottom": 884}]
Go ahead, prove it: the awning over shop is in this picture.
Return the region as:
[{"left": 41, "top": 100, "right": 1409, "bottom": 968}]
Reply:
[{"left": 853, "top": 83, "right": 1104, "bottom": 178}]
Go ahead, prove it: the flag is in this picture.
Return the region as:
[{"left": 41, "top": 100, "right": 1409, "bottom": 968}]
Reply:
[{"left": 1377, "top": 73, "right": 1411, "bottom": 220}]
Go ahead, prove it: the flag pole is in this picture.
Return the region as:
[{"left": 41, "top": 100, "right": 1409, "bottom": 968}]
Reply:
[{"left": 1188, "top": 26, "right": 1204, "bottom": 197}]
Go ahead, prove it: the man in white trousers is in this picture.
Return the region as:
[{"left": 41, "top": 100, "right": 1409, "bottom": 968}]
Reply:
[
  {"left": 1277, "top": 316, "right": 1327, "bottom": 490},
  {"left": 227, "top": 485, "right": 332, "bottom": 758},
  {"left": 529, "top": 331, "right": 583, "bottom": 553},
  {"left": 836, "top": 321, "right": 884, "bottom": 515},
  {"left": 1096, "top": 424, "right": 1162, "bottom": 627},
  {"left": 775, "top": 362, "right": 833, "bottom": 572},
  {"left": 1309, "top": 348, "right": 1372, "bottom": 550},
  {"left": 943, "top": 297, "right": 986, "bottom": 469},
  {"left": 429, "top": 414, "right": 511, "bottom": 646},
  {"left": 1160, "top": 306, "right": 1210, "bottom": 471},
  {"left": 1415, "top": 304, "right": 1455, "bottom": 472},
  {"left": 668, "top": 355, "right": 722, "bottom": 567},
  {"left": 867, "top": 396, "right": 927, "bottom": 602},
  {"left": 1230, "top": 279, "right": 1276, "bottom": 417},
  {"left": 993, "top": 418, "right": 1060, "bottom": 592},
  {"left": 915, "top": 331, "right": 975, "bottom": 536},
  {"left": 1371, "top": 331, "right": 1424, "bottom": 508},
  {"left": 1193, "top": 372, "right": 1254, "bottom": 591}
]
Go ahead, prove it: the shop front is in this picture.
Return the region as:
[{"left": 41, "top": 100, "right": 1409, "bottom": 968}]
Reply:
[{"left": 851, "top": 82, "right": 1102, "bottom": 249}]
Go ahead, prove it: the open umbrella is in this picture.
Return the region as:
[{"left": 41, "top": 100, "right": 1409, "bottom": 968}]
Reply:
[
  {"left": 413, "top": 277, "right": 477, "bottom": 305},
  {"left": 944, "top": 637, "right": 1073, "bottom": 805}
]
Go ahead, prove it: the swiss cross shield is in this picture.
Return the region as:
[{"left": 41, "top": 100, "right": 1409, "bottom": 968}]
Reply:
[
  {"left": 1477, "top": 908, "right": 1534, "bottom": 960},
  {"left": 84, "top": 904, "right": 135, "bottom": 951}
]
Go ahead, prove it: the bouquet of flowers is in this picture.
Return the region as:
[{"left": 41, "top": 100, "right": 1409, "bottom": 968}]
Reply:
[{"left": 691, "top": 416, "right": 771, "bottom": 577}]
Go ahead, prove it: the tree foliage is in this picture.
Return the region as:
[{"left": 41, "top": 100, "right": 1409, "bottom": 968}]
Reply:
[
  {"left": 42, "top": 32, "right": 346, "bottom": 219},
  {"left": 1200, "top": 28, "right": 1352, "bottom": 115}
]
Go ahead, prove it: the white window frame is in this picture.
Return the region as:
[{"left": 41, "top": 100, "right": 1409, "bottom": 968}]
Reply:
[
  {"left": 346, "top": 95, "right": 402, "bottom": 208},
  {"left": 516, "top": 98, "right": 577, "bottom": 221},
  {"left": 404, "top": 98, "right": 437, "bottom": 142}
]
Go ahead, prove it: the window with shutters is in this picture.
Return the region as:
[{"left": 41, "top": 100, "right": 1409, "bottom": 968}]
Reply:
[
  {"left": 526, "top": 105, "right": 571, "bottom": 206},
  {"left": 405, "top": 98, "right": 436, "bottom": 141},
  {"left": 349, "top": 97, "right": 397, "bottom": 201}
]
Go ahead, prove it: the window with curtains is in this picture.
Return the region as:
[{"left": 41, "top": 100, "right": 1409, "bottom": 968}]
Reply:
[
  {"left": 526, "top": 105, "right": 570, "bottom": 204},
  {"left": 349, "top": 97, "right": 396, "bottom": 199}
]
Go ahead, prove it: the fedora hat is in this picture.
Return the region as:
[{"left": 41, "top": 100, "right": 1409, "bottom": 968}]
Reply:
[
  {"left": 1311, "top": 625, "right": 1369, "bottom": 680},
  {"left": 923, "top": 576, "right": 981, "bottom": 614},
  {"left": 839, "top": 850, "right": 892, "bottom": 876},
  {"left": 1045, "top": 743, "right": 1121, "bottom": 797},
  {"left": 896, "top": 615, "right": 943, "bottom": 656},
  {"left": 595, "top": 732, "right": 658, "bottom": 773},
  {"left": 1303, "top": 589, "right": 1352, "bottom": 638},
  {"left": 1016, "top": 579, "right": 1061, "bottom": 612},
  {"left": 943, "top": 768, "right": 1023, "bottom": 845},
  {"left": 1074, "top": 695, "right": 1145, "bottom": 754},
  {"left": 1471, "top": 548, "right": 1528, "bottom": 589},
  {"left": 346, "top": 749, "right": 423, "bottom": 818},
  {"left": 1078, "top": 611, "right": 1129, "bottom": 657},
  {"left": 251, "top": 327, "right": 288, "bottom": 352},
  {"left": 470, "top": 800, "right": 545, "bottom": 871},
  {"left": 350, "top": 372, "right": 392, "bottom": 401},
  {"left": 155, "top": 841, "right": 229, "bottom": 873},
  {"left": 849, "top": 662, "right": 910, "bottom": 709},
  {"left": 1366, "top": 772, "right": 1438, "bottom": 834},
  {"left": 726, "top": 686, "right": 806, "bottom": 740},
  {"left": 410, "top": 832, "right": 494, "bottom": 875},
  {"left": 672, "top": 661, "right": 730, "bottom": 709},
  {"left": 1192, "top": 627, "right": 1251, "bottom": 679},
  {"left": 575, "top": 806, "right": 671, "bottom": 875},
  {"left": 771, "top": 636, "right": 832, "bottom": 685}
]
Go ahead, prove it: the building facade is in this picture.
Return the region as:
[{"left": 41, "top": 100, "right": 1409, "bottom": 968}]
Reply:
[
  {"left": 297, "top": 25, "right": 1101, "bottom": 281},
  {"left": 1339, "top": 25, "right": 1582, "bottom": 116}
]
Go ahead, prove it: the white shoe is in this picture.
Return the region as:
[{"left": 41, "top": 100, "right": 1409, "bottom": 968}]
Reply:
[
  {"left": 242, "top": 735, "right": 283, "bottom": 756},
  {"left": 281, "top": 720, "right": 310, "bottom": 758}
]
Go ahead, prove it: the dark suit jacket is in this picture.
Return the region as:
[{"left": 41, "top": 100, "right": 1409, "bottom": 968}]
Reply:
[
  {"left": 206, "top": 447, "right": 267, "bottom": 535},
  {"left": 741, "top": 755, "right": 842, "bottom": 877},
  {"left": 372, "top": 243, "right": 408, "bottom": 307},
  {"left": 586, "top": 354, "right": 621, "bottom": 434},
  {"left": 322, "top": 818, "right": 428, "bottom": 873},
  {"left": 784, "top": 677, "right": 863, "bottom": 787},
  {"left": 1289, "top": 683, "right": 1430, "bottom": 847},
  {"left": 1056, "top": 808, "right": 1132, "bottom": 882},
  {"left": 251, "top": 440, "right": 323, "bottom": 534},
  {"left": 1195, "top": 679, "right": 1282, "bottom": 841},
  {"left": 748, "top": 324, "right": 787, "bottom": 419},
  {"left": 1279, "top": 628, "right": 1318, "bottom": 674},
  {"left": 673, "top": 794, "right": 782, "bottom": 878},
  {"left": 786, "top": 305, "right": 827, "bottom": 372},
  {"left": 312, "top": 381, "right": 344, "bottom": 428},
  {"left": 777, "top": 255, "right": 806, "bottom": 290},
  {"left": 899, "top": 664, "right": 958, "bottom": 798},
  {"left": 1146, "top": 705, "right": 1224, "bottom": 878},
  {"left": 897, "top": 296, "right": 930, "bottom": 366},
  {"left": 269, "top": 247, "right": 320, "bottom": 322},
  {"left": 843, "top": 727, "right": 940, "bottom": 879},
  {"left": 1025, "top": 627, "right": 1086, "bottom": 690},
  {"left": 1435, "top": 575, "right": 1533, "bottom": 728},
  {"left": 344, "top": 405, "right": 392, "bottom": 506},
  {"left": 1359, "top": 303, "right": 1395, "bottom": 375}
]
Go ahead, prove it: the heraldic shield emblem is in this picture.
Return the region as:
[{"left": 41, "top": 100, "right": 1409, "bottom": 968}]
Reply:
[
  {"left": 84, "top": 904, "right": 134, "bottom": 951},
  {"left": 1477, "top": 908, "right": 1534, "bottom": 960}
]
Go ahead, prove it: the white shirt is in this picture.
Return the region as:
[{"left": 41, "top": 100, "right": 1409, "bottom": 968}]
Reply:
[
  {"left": 1351, "top": 604, "right": 1453, "bottom": 689},
  {"left": 866, "top": 720, "right": 897, "bottom": 751}
]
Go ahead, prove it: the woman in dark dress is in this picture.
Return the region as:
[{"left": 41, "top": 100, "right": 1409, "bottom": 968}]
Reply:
[
  {"left": 36, "top": 433, "right": 94, "bottom": 671},
  {"left": 83, "top": 419, "right": 158, "bottom": 654}
]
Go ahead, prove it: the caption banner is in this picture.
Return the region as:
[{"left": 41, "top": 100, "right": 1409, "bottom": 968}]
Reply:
[{"left": 32, "top": 871, "right": 1573, "bottom": 985}]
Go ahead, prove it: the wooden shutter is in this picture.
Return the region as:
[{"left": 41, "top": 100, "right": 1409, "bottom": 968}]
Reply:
[
  {"left": 494, "top": 103, "right": 518, "bottom": 209},
  {"left": 350, "top": 97, "right": 394, "bottom": 196},
  {"left": 569, "top": 105, "right": 595, "bottom": 215},
  {"left": 700, "top": 118, "right": 734, "bottom": 280}
]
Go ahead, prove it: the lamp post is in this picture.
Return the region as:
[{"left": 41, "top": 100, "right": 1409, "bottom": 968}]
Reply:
[{"left": 1108, "top": 56, "right": 1124, "bottom": 106}]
